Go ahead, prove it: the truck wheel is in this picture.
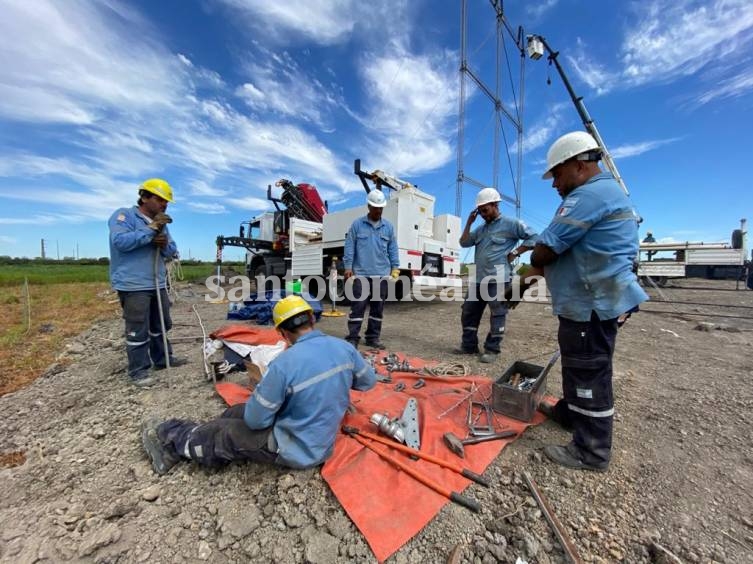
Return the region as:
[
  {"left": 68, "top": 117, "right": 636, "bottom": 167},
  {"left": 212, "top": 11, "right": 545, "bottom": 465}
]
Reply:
[{"left": 254, "top": 265, "right": 274, "bottom": 294}]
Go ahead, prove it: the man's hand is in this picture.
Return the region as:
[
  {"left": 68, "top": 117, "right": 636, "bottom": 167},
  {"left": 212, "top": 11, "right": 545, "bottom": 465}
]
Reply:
[
  {"left": 148, "top": 212, "right": 173, "bottom": 231},
  {"left": 506, "top": 250, "right": 519, "bottom": 263},
  {"left": 390, "top": 268, "right": 400, "bottom": 280},
  {"left": 467, "top": 209, "right": 479, "bottom": 223},
  {"left": 344, "top": 269, "right": 354, "bottom": 280},
  {"left": 153, "top": 233, "right": 169, "bottom": 248}
]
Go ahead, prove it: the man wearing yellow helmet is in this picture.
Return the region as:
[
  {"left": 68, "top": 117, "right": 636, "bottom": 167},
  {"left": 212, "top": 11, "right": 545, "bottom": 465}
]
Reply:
[
  {"left": 140, "top": 295, "right": 377, "bottom": 475},
  {"left": 108, "top": 178, "right": 185, "bottom": 387}
]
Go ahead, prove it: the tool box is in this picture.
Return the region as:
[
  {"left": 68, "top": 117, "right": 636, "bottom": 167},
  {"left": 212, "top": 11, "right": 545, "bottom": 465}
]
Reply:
[{"left": 492, "top": 352, "right": 560, "bottom": 422}]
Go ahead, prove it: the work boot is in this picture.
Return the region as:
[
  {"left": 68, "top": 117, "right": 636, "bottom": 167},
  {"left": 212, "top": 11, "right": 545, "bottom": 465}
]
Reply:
[
  {"left": 345, "top": 337, "right": 360, "bottom": 349},
  {"left": 154, "top": 357, "right": 188, "bottom": 370},
  {"left": 452, "top": 347, "right": 479, "bottom": 355},
  {"left": 141, "top": 418, "right": 181, "bottom": 475},
  {"left": 364, "top": 340, "right": 386, "bottom": 350},
  {"left": 537, "top": 401, "right": 555, "bottom": 418},
  {"left": 543, "top": 443, "right": 608, "bottom": 472},
  {"left": 131, "top": 375, "right": 156, "bottom": 387},
  {"left": 478, "top": 352, "right": 498, "bottom": 364}
]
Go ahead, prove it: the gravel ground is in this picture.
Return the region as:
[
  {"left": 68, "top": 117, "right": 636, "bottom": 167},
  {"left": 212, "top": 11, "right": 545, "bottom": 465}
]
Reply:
[{"left": 1, "top": 278, "right": 752, "bottom": 563}]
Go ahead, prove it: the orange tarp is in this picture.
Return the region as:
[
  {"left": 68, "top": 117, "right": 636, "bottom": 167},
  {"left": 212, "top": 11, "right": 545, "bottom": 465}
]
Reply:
[{"left": 212, "top": 327, "right": 546, "bottom": 563}]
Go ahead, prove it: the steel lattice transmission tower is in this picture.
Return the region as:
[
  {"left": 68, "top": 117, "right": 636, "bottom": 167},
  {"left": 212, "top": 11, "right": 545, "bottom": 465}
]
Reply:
[{"left": 455, "top": 0, "right": 526, "bottom": 217}]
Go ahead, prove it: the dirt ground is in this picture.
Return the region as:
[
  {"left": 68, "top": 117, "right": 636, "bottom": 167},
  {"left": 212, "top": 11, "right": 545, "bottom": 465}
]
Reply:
[{"left": 1, "top": 277, "right": 752, "bottom": 563}]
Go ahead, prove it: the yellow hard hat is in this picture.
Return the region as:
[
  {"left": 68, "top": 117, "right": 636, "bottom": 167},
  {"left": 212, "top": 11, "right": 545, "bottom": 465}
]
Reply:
[
  {"left": 273, "top": 295, "right": 313, "bottom": 329},
  {"left": 140, "top": 178, "right": 174, "bottom": 202}
]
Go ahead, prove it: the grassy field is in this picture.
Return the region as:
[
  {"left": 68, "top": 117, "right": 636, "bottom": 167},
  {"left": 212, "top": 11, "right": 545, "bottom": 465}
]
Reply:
[
  {"left": 0, "top": 263, "right": 224, "bottom": 286},
  {"left": 0, "top": 281, "right": 121, "bottom": 395},
  {"left": 0, "top": 261, "right": 241, "bottom": 396}
]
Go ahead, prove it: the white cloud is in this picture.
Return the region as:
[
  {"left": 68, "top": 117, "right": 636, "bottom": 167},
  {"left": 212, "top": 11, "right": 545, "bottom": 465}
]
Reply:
[
  {"left": 693, "top": 67, "right": 753, "bottom": 105},
  {"left": 621, "top": 0, "right": 753, "bottom": 87},
  {"left": 527, "top": 0, "right": 559, "bottom": 20},
  {"left": 215, "top": 0, "right": 359, "bottom": 44},
  {"left": 610, "top": 137, "right": 681, "bottom": 159},
  {"left": 235, "top": 49, "right": 345, "bottom": 127},
  {"left": 520, "top": 103, "right": 569, "bottom": 153},
  {"left": 186, "top": 202, "right": 228, "bottom": 214},
  {"left": 567, "top": 38, "right": 619, "bottom": 95},
  {"left": 358, "top": 49, "right": 458, "bottom": 175},
  {"left": 189, "top": 180, "right": 229, "bottom": 198},
  {"left": 0, "top": 235, "right": 17, "bottom": 244},
  {"left": 566, "top": 1, "right": 753, "bottom": 101},
  {"left": 0, "top": 0, "right": 182, "bottom": 124}
]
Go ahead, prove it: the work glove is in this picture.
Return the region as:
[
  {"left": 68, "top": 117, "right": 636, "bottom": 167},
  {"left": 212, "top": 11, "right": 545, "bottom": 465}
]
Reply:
[
  {"left": 152, "top": 232, "right": 169, "bottom": 248},
  {"left": 390, "top": 269, "right": 400, "bottom": 280},
  {"left": 148, "top": 212, "right": 173, "bottom": 231}
]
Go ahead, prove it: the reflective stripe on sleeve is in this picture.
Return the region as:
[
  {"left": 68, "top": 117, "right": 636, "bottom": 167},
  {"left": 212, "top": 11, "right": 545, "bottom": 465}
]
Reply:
[{"left": 254, "top": 392, "right": 281, "bottom": 410}]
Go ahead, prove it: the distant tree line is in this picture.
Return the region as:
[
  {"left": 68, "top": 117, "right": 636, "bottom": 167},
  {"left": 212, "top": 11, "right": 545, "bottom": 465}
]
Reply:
[{"left": 0, "top": 257, "right": 244, "bottom": 266}]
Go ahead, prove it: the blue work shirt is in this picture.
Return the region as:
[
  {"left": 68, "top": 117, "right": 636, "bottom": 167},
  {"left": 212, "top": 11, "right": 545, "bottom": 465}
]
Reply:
[
  {"left": 537, "top": 172, "right": 649, "bottom": 321},
  {"left": 343, "top": 216, "right": 400, "bottom": 276},
  {"left": 461, "top": 216, "right": 538, "bottom": 282},
  {"left": 108, "top": 206, "right": 178, "bottom": 291},
  {"left": 244, "top": 330, "right": 377, "bottom": 468}
]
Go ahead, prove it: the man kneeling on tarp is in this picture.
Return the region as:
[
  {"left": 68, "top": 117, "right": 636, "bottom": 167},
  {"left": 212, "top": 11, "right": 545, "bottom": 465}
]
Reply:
[{"left": 141, "top": 295, "right": 377, "bottom": 474}]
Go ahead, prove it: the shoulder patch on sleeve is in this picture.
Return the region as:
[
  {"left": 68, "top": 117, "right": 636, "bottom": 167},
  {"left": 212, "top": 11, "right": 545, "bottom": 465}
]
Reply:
[{"left": 116, "top": 213, "right": 126, "bottom": 222}]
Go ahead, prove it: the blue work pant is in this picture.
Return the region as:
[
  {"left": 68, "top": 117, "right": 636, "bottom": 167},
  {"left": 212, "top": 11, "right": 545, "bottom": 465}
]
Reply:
[
  {"left": 551, "top": 312, "right": 618, "bottom": 467},
  {"left": 460, "top": 282, "right": 508, "bottom": 354},
  {"left": 118, "top": 289, "right": 173, "bottom": 379},
  {"left": 346, "top": 277, "right": 388, "bottom": 344},
  {"left": 158, "top": 404, "right": 276, "bottom": 468}
]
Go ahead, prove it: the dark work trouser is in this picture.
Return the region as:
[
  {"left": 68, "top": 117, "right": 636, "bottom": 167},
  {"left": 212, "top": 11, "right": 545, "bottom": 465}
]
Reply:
[
  {"left": 118, "top": 290, "right": 173, "bottom": 379},
  {"left": 460, "top": 282, "right": 508, "bottom": 354},
  {"left": 158, "top": 404, "right": 276, "bottom": 468},
  {"left": 346, "top": 277, "right": 388, "bottom": 344},
  {"left": 552, "top": 312, "right": 618, "bottom": 467}
]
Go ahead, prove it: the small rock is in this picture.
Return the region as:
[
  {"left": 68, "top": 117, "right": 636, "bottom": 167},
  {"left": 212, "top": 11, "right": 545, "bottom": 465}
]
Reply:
[
  {"left": 198, "top": 540, "right": 212, "bottom": 560},
  {"left": 141, "top": 485, "right": 161, "bottom": 502},
  {"left": 77, "top": 523, "right": 122, "bottom": 557},
  {"left": 305, "top": 532, "right": 339, "bottom": 564}
]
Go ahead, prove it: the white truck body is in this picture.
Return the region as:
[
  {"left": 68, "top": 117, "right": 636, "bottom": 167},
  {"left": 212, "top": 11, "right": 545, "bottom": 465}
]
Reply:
[
  {"left": 637, "top": 237, "right": 746, "bottom": 283},
  {"left": 250, "top": 186, "right": 462, "bottom": 294}
]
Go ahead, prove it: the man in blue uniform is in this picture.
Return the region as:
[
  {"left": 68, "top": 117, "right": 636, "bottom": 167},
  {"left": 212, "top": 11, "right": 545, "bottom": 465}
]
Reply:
[
  {"left": 531, "top": 131, "right": 648, "bottom": 472},
  {"left": 457, "top": 187, "right": 538, "bottom": 363},
  {"left": 108, "top": 179, "right": 185, "bottom": 387},
  {"left": 141, "top": 295, "right": 377, "bottom": 474},
  {"left": 343, "top": 190, "right": 400, "bottom": 349}
]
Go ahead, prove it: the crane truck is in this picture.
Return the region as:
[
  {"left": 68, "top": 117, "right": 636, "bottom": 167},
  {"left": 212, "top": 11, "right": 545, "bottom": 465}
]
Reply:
[{"left": 215, "top": 160, "right": 463, "bottom": 300}]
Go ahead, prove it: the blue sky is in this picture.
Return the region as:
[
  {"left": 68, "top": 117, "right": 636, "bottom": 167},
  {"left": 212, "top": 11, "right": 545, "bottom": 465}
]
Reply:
[{"left": 1, "top": 0, "right": 751, "bottom": 262}]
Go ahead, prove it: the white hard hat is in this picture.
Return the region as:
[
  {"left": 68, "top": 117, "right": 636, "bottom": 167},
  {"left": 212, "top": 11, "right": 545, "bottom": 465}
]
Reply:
[
  {"left": 367, "top": 190, "right": 387, "bottom": 208},
  {"left": 543, "top": 131, "right": 601, "bottom": 179},
  {"left": 475, "top": 187, "right": 501, "bottom": 208}
]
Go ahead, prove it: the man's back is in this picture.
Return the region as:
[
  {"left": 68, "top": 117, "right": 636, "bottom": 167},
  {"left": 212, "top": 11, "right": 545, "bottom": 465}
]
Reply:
[
  {"left": 541, "top": 173, "right": 648, "bottom": 321},
  {"left": 245, "top": 330, "right": 375, "bottom": 467}
]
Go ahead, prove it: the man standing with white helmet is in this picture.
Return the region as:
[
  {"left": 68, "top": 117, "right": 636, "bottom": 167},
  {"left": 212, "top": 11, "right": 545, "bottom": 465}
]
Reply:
[
  {"left": 108, "top": 179, "right": 186, "bottom": 387},
  {"left": 343, "top": 190, "right": 400, "bottom": 349},
  {"left": 457, "top": 187, "right": 538, "bottom": 363},
  {"left": 531, "top": 131, "right": 648, "bottom": 472}
]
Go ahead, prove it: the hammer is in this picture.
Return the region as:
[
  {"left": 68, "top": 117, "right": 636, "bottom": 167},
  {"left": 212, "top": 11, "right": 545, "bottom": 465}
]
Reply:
[{"left": 443, "top": 430, "right": 517, "bottom": 458}]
